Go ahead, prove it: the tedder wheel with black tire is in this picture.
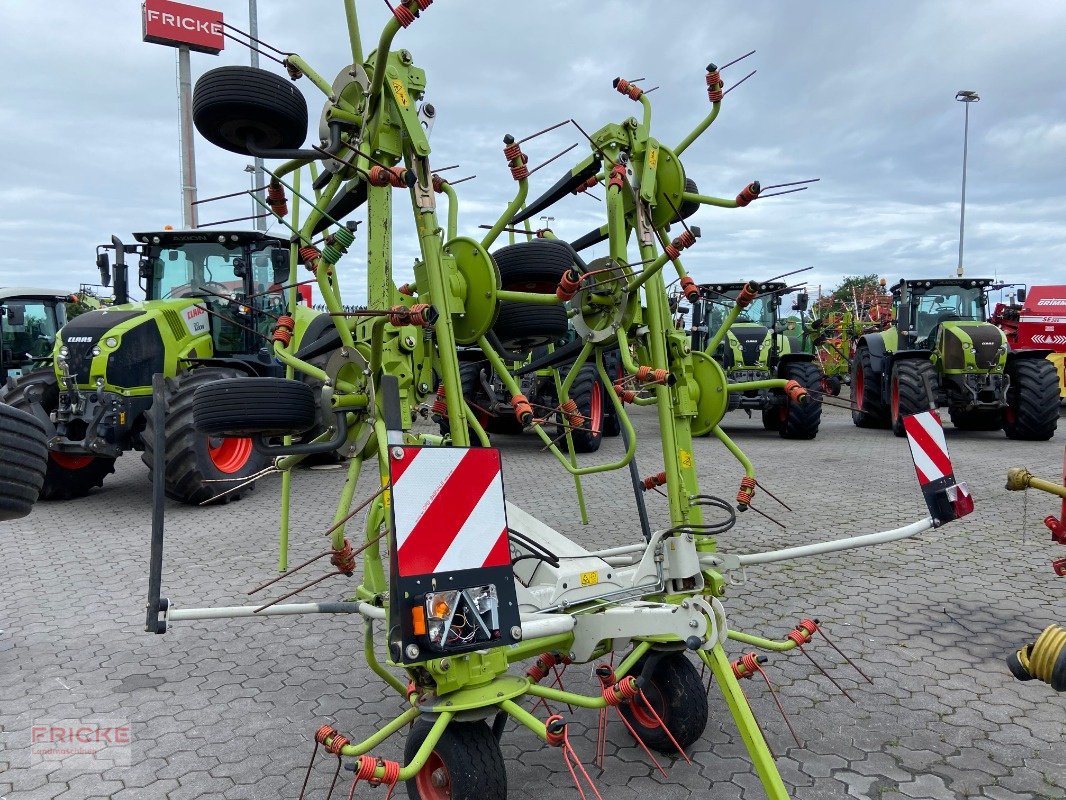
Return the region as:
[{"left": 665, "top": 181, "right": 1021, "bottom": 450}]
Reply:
[
  {"left": 851, "top": 348, "right": 888, "bottom": 429},
  {"left": 2, "top": 368, "right": 115, "bottom": 500},
  {"left": 141, "top": 367, "right": 272, "bottom": 506},
  {"left": 491, "top": 240, "right": 572, "bottom": 350},
  {"left": 821, "top": 374, "right": 842, "bottom": 397},
  {"left": 761, "top": 407, "right": 781, "bottom": 432},
  {"left": 778, "top": 361, "right": 822, "bottom": 440},
  {"left": 193, "top": 377, "right": 318, "bottom": 437},
  {"left": 0, "top": 402, "right": 48, "bottom": 521},
  {"left": 889, "top": 359, "right": 937, "bottom": 437},
  {"left": 619, "top": 652, "right": 709, "bottom": 753},
  {"left": 403, "top": 719, "right": 506, "bottom": 800},
  {"left": 562, "top": 364, "right": 605, "bottom": 453},
  {"left": 1003, "top": 358, "right": 1059, "bottom": 441},
  {"left": 192, "top": 66, "right": 309, "bottom": 156},
  {"left": 436, "top": 362, "right": 493, "bottom": 444},
  {"left": 948, "top": 408, "right": 1003, "bottom": 431}
]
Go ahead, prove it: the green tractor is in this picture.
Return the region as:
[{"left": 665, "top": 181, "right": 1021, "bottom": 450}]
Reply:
[
  {"left": 0, "top": 288, "right": 73, "bottom": 384},
  {"left": 693, "top": 281, "right": 822, "bottom": 438},
  {"left": 1, "top": 230, "right": 329, "bottom": 503},
  {"left": 851, "top": 277, "right": 1058, "bottom": 439}
]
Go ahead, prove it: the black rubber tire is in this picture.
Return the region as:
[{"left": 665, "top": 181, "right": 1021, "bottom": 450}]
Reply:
[
  {"left": 0, "top": 402, "right": 48, "bottom": 521},
  {"left": 821, "top": 374, "right": 842, "bottom": 397},
  {"left": 193, "top": 66, "right": 308, "bottom": 156},
  {"left": 193, "top": 377, "right": 317, "bottom": 437},
  {"left": 779, "top": 361, "right": 822, "bottom": 439},
  {"left": 851, "top": 348, "right": 889, "bottom": 428},
  {"left": 889, "top": 359, "right": 937, "bottom": 437},
  {"left": 561, "top": 364, "right": 604, "bottom": 453},
  {"left": 761, "top": 407, "right": 780, "bottom": 431},
  {"left": 674, "top": 178, "right": 700, "bottom": 222},
  {"left": 141, "top": 368, "right": 272, "bottom": 505},
  {"left": 1003, "top": 358, "right": 1059, "bottom": 441},
  {"left": 436, "top": 362, "right": 494, "bottom": 444},
  {"left": 2, "top": 369, "right": 115, "bottom": 500},
  {"left": 619, "top": 653, "right": 709, "bottom": 753},
  {"left": 948, "top": 408, "right": 1003, "bottom": 431},
  {"left": 404, "top": 719, "right": 506, "bottom": 800},
  {"left": 490, "top": 240, "right": 572, "bottom": 350}
]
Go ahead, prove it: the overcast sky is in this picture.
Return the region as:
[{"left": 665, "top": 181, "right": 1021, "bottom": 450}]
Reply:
[{"left": 2, "top": 1, "right": 1065, "bottom": 307}]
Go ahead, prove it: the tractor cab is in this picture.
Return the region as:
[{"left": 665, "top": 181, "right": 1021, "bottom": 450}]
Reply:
[
  {"left": 696, "top": 282, "right": 798, "bottom": 367},
  {"left": 892, "top": 278, "right": 991, "bottom": 350},
  {"left": 0, "top": 289, "right": 71, "bottom": 383}
]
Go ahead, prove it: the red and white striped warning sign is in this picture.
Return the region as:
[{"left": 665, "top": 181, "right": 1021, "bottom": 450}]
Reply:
[
  {"left": 389, "top": 446, "right": 510, "bottom": 576},
  {"left": 902, "top": 410, "right": 952, "bottom": 485}
]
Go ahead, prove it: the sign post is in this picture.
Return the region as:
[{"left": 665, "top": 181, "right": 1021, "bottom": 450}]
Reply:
[{"left": 142, "top": 0, "right": 225, "bottom": 229}]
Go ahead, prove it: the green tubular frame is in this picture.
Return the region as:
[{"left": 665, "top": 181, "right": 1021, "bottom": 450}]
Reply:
[{"left": 228, "top": 6, "right": 806, "bottom": 797}]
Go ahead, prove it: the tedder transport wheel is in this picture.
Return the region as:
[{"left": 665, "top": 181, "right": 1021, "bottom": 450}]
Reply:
[
  {"left": 192, "top": 377, "right": 318, "bottom": 436},
  {"left": 404, "top": 719, "right": 506, "bottom": 800},
  {"left": 889, "top": 359, "right": 937, "bottom": 437},
  {"left": 948, "top": 408, "right": 1003, "bottom": 431},
  {"left": 192, "top": 66, "right": 308, "bottom": 156},
  {"left": 562, "top": 364, "right": 605, "bottom": 453},
  {"left": 491, "top": 240, "right": 571, "bottom": 350},
  {"left": 142, "top": 368, "right": 274, "bottom": 506},
  {"left": 619, "top": 653, "right": 709, "bottom": 753},
  {"left": 778, "top": 362, "right": 822, "bottom": 440},
  {"left": 851, "top": 348, "right": 889, "bottom": 429},
  {"left": 2, "top": 368, "right": 115, "bottom": 500},
  {"left": 1003, "top": 358, "right": 1059, "bottom": 441},
  {"left": 0, "top": 402, "right": 48, "bottom": 521}
]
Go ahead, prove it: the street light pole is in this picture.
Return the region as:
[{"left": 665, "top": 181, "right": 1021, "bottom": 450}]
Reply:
[
  {"left": 955, "top": 90, "right": 980, "bottom": 277},
  {"left": 249, "top": 0, "right": 265, "bottom": 231}
]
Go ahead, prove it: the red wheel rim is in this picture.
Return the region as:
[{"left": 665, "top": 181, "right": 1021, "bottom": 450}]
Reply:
[
  {"left": 630, "top": 683, "right": 667, "bottom": 729},
  {"left": 891, "top": 375, "right": 900, "bottom": 423},
  {"left": 208, "top": 437, "right": 253, "bottom": 474},
  {"left": 1005, "top": 406, "right": 1016, "bottom": 424},
  {"left": 589, "top": 382, "right": 603, "bottom": 434},
  {"left": 414, "top": 752, "right": 451, "bottom": 800},
  {"left": 855, "top": 367, "right": 865, "bottom": 410},
  {"left": 50, "top": 452, "right": 94, "bottom": 470}
]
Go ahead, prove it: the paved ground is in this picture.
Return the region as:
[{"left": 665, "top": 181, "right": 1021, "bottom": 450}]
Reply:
[{"left": 2, "top": 399, "right": 1064, "bottom": 799}]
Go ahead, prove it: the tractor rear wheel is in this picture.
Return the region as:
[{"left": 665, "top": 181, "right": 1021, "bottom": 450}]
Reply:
[
  {"left": 436, "top": 362, "right": 494, "bottom": 444},
  {"left": 561, "top": 364, "right": 604, "bottom": 453},
  {"left": 948, "top": 408, "right": 1003, "bottom": 431},
  {"left": 779, "top": 362, "right": 822, "bottom": 439},
  {"left": 821, "top": 374, "right": 842, "bottom": 396},
  {"left": 889, "top": 359, "right": 936, "bottom": 436},
  {"left": 0, "top": 402, "right": 48, "bottom": 521},
  {"left": 1003, "top": 359, "right": 1059, "bottom": 441},
  {"left": 2, "top": 369, "right": 115, "bottom": 500},
  {"left": 619, "top": 652, "right": 708, "bottom": 753},
  {"left": 141, "top": 368, "right": 271, "bottom": 505},
  {"left": 851, "top": 348, "right": 888, "bottom": 428},
  {"left": 404, "top": 719, "right": 506, "bottom": 800},
  {"left": 491, "top": 240, "right": 572, "bottom": 350}
]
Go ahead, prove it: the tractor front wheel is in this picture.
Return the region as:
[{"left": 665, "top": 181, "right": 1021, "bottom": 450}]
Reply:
[
  {"left": 561, "top": 364, "right": 604, "bottom": 453},
  {"left": 779, "top": 362, "right": 822, "bottom": 439},
  {"left": 404, "top": 719, "right": 506, "bottom": 800},
  {"left": 141, "top": 368, "right": 271, "bottom": 505},
  {"left": 1003, "top": 359, "right": 1059, "bottom": 441},
  {"left": 889, "top": 359, "right": 937, "bottom": 437},
  {"left": 851, "top": 348, "right": 888, "bottom": 428},
  {"left": 0, "top": 402, "right": 48, "bottom": 521},
  {"left": 619, "top": 652, "right": 709, "bottom": 753}
]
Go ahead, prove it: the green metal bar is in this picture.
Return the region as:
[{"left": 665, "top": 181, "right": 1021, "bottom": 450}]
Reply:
[
  {"left": 702, "top": 645, "right": 789, "bottom": 800},
  {"left": 344, "top": 0, "right": 363, "bottom": 65},
  {"left": 558, "top": 341, "right": 593, "bottom": 397},
  {"left": 285, "top": 55, "right": 335, "bottom": 99},
  {"left": 330, "top": 448, "right": 366, "bottom": 552},
  {"left": 340, "top": 706, "right": 419, "bottom": 758},
  {"left": 396, "top": 712, "right": 453, "bottom": 781},
  {"left": 481, "top": 177, "right": 529, "bottom": 250},
  {"left": 728, "top": 630, "right": 798, "bottom": 653},
  {"left": 614, "top": 640, "right": 652, "bottom": 677},
  {"left": 638, "top": 94, "right": 653, "bottom": 133},
  {"left": 442, "top": 182, "right": 459, "bottom": 241},
  {"left": 626, "top": 251, "right": 672, "bottom": 294},
  {"left": 549, "top": 345, "right": 587, "bottom": 524},
  {"left": 499, "top": 699, "right": 548, "bottom": 740},
  {"left": 496, "top": 289, "right": 561, "bottom": 306},
  {"left": 707, "top": 299, "right": 746, "bottom": 354},
  {"left": 525, "top": 683, "right": 610, "bottom": 710},
  {"left": 615, "top": 327, "right": 639, "bottom": 374},
  {"left": 362, "top": 493, "right": 388, "bottom": 596},
  {"left": 727, "top": 378, "right": 789, "bottom": 393},
  {"left": 675, "top": 102, "right": 721, "bottom": 156},
  {"left": 369, "top": 17, "right": 404, "bottom": 112},
  {"left": 683, "top": 190, "right": 739, "bottom": 209},
  {"left": 365, "top": 619, "right": 408, "bottom": 695},
  {"left": 505, "top": 632, "right": 574, "bottom": 664},
  {"left": 273, "top": 157, "right": 313, "bottom": 180},
  {"left": 712, "top": 425, "right": 755, "bottom": 478}
]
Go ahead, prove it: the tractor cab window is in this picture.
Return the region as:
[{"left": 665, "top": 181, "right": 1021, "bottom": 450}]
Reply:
[
  {"left": 911, "top": 284, "right": 985, "bottom": 340},
  {"left": 0, "top": 299, "right": 62, "bottom": 375},
  {"left": 149, "top": 242, "right": 248, "bottom": 301}
]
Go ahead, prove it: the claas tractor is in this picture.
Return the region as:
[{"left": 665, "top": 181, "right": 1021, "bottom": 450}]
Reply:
[
  {"left": 0, "top": 288, "right": 73, "bottom": 384},
  {"left": 851, "top": 277, "right": 1058, "bottom": 439},
  {"left": 693, "top": 281, "right": 821, "bottom": 438},
  {"left": 1, "top": 230, "right": 330, "bottom": 503}
]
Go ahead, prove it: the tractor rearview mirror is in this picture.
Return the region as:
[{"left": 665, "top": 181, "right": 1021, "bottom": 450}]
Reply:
[
  {"left": 793, "top": 291, "right": 809, "bottom": 311},
  {"left": 1016, "top": 288, "right": 1027, "bottom": 304},
  {"left": 271, "top": 249, "right": 290, "bottom": 285},
  {"left": 97, "top": 253, "right": 111, "bottom": 288}
]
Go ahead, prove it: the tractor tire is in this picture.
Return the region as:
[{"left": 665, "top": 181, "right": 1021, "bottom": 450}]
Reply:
[
  {"left": 779, "top": 361, "right": 822, "bottom": 439},
  {"left": 948, "top": 408, "right": 1003, "bottom": 431},
  {"left": 619, "top": 653, "right": 709, "bottom": 753},
  {"left": 193, "top": 66, "right": 308, "bottom": 156},
  {"left": 0, "top": 402, "right": 48, "bottom": 521},
  {"left": 2, "top": 369, "right": 115, "bottom": 500},
  {"left": 761, "top": 407, "right": 780, "bottom": 431},
  {"left": 491, "top": 240, "right": 572, "bottom": 350},
  {"left": 889, "top": 359, "right": 937, "bottom": 437},
  {"left": 1003, "top": 359, "right": 1059, "bottom": 441},
  {"left": 560, "top": 364, "right": 604, "bottom": 453},
  {"left": 141, "top": 368, "right": 271, "bottom": 505},
  {"left": 404, "top": 719, "right": 506, "bottom": 800},
  {"left": 821, "top": 374, "right": 842, "bottom": 397},
  {"left": 851, "top": 348, "right": 888, "bottom": 428},
  {"left": 193, "top": 378, "right": 318, "bottom": 437},
  {"left": 437, "top": 362, "right": 493, "bottom": 444},
  {"left": 674, "top": 177, "right": 700, "bottom": 222}
]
